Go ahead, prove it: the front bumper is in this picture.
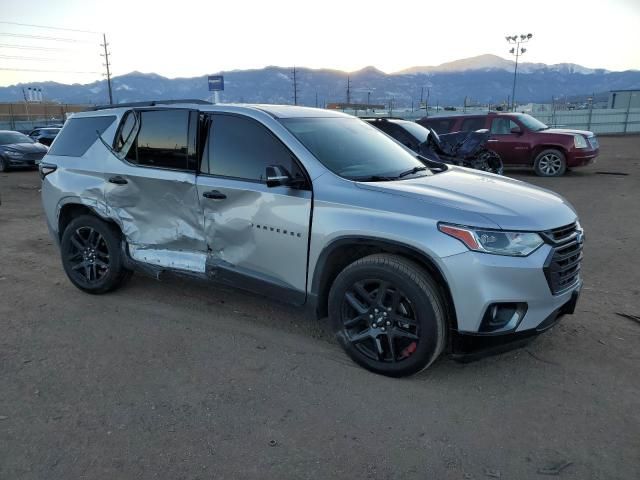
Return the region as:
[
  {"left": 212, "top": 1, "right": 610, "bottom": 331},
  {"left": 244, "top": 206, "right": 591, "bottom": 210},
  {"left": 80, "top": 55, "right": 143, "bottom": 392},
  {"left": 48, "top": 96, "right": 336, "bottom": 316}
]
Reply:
[
  {"left": 450, "top": 287, "right": 580, "bottom": 359},
  {"left": 6, "top": 157, "right": 42, "bottom": 167},
  {"left": 567, "top": 147, "right": 598, "bottom": 167},
  {"left": 440, "top": 245, "right": 580, "bottom": 334}
]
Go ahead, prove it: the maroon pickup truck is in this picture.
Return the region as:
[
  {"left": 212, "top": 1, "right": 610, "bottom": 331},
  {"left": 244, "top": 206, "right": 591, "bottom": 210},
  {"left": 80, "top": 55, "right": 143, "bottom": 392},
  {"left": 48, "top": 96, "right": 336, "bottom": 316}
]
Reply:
[{"left": 417, "top": 112, "right": 599, "bottom": 176}]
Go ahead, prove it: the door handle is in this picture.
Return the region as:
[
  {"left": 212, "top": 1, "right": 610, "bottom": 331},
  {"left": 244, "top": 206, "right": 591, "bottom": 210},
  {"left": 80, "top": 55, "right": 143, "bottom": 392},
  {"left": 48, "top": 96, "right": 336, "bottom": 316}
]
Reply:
[
  {"left": 202, "top": 190, "right": 227, "bottom": 200},
  {"left": 487, "top": 139, "right": 498, "bottom": 142},
  {"left": 108, "top": 175, "right": 128, "bottom": 185}
]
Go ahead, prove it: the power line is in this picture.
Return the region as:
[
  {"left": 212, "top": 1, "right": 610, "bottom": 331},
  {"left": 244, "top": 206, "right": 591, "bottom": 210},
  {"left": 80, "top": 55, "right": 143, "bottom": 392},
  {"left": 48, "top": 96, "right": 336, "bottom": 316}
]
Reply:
[
  {"left": 0, "top": 32, "right": 94, "bottom": 43},
  {"left": 0, "top": 54, "right": 75, "bottom": 62},
  {"left": 0, "top": 43, "right": 89, "bottom": 52},
  {"left": 0, "top": 67, "right": 101, "bottom": 74},
  {"left": 0, "top": 21, "right": 100, "bottom": 35}
]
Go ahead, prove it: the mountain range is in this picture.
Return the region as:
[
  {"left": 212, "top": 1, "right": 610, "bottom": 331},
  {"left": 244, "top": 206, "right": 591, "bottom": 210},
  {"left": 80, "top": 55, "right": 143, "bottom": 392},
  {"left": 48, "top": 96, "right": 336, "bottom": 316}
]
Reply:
[{"left": 0, "top": 54, "right": 638, "bottom": 107}]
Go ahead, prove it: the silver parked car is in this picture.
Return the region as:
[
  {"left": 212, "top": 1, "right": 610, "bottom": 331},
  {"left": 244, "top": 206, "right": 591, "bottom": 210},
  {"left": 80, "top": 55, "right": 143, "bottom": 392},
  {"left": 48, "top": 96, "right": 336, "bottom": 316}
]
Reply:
[{"left": 40, "top": 102, "right": 583, "bottom": 377}]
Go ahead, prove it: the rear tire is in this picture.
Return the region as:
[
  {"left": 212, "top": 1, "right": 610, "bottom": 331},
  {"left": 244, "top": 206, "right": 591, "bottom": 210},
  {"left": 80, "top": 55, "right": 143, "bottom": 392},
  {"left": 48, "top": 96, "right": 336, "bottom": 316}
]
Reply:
[
  {"left": 60, "top": 214, "right": 132, "bottom": 294},
  {"left": 534, "top": 149, "right": 566, "bottom": 177},
  {"left": 328, "top": 254, "right": 447, "bottom": 377},
  {"left": 0, "top": 157, "right": 8, "bottom": 172}
]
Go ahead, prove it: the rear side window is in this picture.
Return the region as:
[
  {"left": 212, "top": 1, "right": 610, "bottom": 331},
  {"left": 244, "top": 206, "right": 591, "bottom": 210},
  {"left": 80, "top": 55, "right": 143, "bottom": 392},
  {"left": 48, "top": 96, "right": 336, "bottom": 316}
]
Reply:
[
  {"left": 423, "top": 119, "right": 454, "bottom": 134},
  {"left": 204, "top": 114, "right": 303, "bottom": 182},
  {"left": 124, "top": 110, "right": 193, "bottom": 170},
  {"left": 460, "top": 117, "right": 486, "bottom": 132},
  {"left": 48, "top": 116, "right": 115, "bottom": 157}
]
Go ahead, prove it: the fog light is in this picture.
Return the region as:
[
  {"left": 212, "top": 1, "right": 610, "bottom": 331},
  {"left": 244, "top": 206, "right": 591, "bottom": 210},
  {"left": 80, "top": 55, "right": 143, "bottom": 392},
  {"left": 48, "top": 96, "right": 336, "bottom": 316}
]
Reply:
[{"left": 480, "top": 302, "right": 527, "bottom": 333}]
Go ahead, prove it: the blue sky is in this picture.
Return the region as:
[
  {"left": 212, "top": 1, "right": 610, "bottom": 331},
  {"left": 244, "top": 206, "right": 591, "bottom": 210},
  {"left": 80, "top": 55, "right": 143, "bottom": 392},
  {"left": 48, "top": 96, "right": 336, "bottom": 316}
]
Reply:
[{"left": 1, "top": 0, "right": 639, "bottom": 86}]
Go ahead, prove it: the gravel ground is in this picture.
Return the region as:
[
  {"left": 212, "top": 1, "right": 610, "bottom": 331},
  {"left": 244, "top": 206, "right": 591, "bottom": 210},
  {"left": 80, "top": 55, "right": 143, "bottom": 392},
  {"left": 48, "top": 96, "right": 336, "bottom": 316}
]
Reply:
[{"left": 1, "top": 136, "right": 639, "bottom": 480}]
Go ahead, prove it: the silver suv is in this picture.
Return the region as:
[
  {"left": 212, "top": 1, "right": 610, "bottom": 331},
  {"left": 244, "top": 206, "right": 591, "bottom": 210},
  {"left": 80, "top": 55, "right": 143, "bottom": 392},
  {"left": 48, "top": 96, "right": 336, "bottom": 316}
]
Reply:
[{"left": 40, "top": 102, "right": 583, "bottom": 377}]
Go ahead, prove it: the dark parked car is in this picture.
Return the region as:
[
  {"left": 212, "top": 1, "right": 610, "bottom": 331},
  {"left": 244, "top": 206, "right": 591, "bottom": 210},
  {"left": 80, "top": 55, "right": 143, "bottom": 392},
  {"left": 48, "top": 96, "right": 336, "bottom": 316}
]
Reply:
[
  {"left": 364, "top": 117, "right": 502, "bottom": 174},
  {"left": 28, "top": 127, "right": 61, "bottom": 146},
  {"left": 417, "top": 112, "right": 599, "bottom": 176},
  {"left": 0, "top": 131, "right": 48, "bottom": 171}
]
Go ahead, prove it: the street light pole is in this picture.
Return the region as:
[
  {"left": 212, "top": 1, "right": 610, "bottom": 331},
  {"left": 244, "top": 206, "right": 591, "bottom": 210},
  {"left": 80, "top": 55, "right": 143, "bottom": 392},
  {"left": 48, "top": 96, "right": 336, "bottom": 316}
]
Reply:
[{"left": 506, "top": 33, "right": 532, "bottom": 112}]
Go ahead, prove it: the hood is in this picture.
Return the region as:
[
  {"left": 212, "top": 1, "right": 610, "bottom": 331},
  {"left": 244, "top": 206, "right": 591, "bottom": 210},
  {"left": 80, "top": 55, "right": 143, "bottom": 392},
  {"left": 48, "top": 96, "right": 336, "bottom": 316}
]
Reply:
[
  {"left": 0, "top": 142, "right": 48, "bottom": 153},
  {"left": 544, "top": 128, "right": 594, "bottom": 137},
  {"left": 355, "top": 168, "right": 577, "bottom": 231}
]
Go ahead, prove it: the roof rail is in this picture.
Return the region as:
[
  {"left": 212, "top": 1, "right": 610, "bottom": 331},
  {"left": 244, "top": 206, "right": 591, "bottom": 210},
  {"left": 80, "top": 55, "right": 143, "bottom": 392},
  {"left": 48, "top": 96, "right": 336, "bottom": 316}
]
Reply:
[{"left": 90, "top": 99, "right": 212, "bottom": 111}]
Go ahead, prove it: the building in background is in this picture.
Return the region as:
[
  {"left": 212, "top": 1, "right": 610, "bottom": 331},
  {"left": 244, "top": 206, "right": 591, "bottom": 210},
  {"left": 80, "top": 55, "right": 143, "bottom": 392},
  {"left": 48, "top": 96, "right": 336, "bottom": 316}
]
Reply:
[{"left": 609, "top": 89, "right": 640, "bottom": 109}]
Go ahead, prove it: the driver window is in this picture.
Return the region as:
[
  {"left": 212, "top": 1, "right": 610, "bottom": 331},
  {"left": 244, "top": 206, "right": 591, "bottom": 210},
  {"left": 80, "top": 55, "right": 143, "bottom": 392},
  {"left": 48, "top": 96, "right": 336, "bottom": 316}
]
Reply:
[
  {"left": 490, "top": 118, "right": 519, "bottom": 135},
  {"left": 206, "top": 114, "right": 305, "bottom": 184}
]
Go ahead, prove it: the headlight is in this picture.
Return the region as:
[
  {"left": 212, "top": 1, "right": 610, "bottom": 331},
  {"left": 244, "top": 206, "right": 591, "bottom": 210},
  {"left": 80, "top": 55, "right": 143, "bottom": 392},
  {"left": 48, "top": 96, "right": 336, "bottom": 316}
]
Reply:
[
  {"left": 438, "top": 224, "right": 544, "bottom": 256},
  {"left": 3, "top": 150, "right": 23, "bottom": 158},
  {"left": 573, "top": 134, "right": 588, "bottom": 148}
]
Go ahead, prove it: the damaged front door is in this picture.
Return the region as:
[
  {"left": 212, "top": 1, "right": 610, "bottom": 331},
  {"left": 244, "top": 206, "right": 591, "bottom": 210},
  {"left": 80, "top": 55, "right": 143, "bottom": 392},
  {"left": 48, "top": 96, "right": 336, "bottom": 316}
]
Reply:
[
  {"left": 197, "top": 113, "right": 312, "bottom": 304},
  {"left": 104, "top": 108, "right": 207, "bottom": 272}
]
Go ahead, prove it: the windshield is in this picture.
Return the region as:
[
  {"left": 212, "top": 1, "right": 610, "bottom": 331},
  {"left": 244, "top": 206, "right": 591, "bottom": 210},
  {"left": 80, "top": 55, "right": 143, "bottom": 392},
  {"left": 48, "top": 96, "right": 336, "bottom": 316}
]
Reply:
[
  {"left": 0, "top": 132, "right": 34, "bottom": 145},
  {"left": 395, "top": 121, "right": 429, "bottom": 144},
  {"left": 518, "top": 114, "right": 548, "bottom": 131},
  {"left": 281, "top": 117, "right": 431, "bottom": 181}
]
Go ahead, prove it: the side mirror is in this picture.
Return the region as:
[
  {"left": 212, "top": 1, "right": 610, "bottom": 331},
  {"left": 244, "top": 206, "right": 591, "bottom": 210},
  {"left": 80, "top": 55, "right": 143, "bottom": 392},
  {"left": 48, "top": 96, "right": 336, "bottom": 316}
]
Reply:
[
  {"left": 510, "top": 126, "right": 522, "bottom": 134},
  {"left": 265, "top": 165, "right": 292, "bottom": 188}
]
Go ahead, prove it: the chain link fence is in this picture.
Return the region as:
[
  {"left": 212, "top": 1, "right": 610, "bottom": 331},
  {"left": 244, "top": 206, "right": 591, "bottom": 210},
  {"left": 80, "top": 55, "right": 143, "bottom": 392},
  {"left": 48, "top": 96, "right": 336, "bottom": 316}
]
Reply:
[{"left": 0, "top": 103, "right": 89, "bottom": 132}]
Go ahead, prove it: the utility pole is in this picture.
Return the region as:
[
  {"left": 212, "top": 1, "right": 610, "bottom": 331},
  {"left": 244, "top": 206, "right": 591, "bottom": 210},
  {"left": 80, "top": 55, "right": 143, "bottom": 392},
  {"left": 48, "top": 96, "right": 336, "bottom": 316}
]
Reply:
[
  {"left": 425, "top": 88, "right": 430, "bottom": 116},
  {"left": 101, "top": 33, "right": 113, "bottom": 105},
  {"left": 367, "top": 91, "right": 371, "bottom": 106},
  {"left": 346, "top": 76, "right": 351, "bottom": 104},
  {"left": 506, "top": 33, "right": 532, "bottom": 112},
  {"left": 291, "top": 66, "right": 298, "bottom": 105},
  {"left": 315, "top": 91, "right": 318, "bottom": 108}
]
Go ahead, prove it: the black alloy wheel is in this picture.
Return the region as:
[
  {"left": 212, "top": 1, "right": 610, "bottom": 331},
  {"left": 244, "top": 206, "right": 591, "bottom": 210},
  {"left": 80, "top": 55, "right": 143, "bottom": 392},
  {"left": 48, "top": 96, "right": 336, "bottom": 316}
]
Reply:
[
  {"left": 329, "top": 254, "right": 447, "bottom": 377},
  {"left": 66, "top": 226, "right": 110, "bottom": 285},
  {"left": 341, "top": 279, "right": 420, "bottom": 363},
  {"left": 60, "top": 215, "right": 132, "bottom": 294}
]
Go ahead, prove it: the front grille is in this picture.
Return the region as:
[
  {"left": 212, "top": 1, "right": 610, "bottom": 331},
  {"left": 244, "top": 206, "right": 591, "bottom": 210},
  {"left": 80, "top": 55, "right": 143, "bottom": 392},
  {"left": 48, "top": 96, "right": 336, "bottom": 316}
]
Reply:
[
  {"left": 588, "top": 136, "right": 599, "bottom": 149},
  {"left": 542, "top": 223, "right": 583, "bottom": 295}
]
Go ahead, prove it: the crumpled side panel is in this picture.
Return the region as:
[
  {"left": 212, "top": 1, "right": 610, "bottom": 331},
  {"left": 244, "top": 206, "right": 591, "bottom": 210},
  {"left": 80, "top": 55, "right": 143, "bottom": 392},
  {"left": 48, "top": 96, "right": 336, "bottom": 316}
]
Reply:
[{"left": 104, "top": 170, "right": 207, "bottom": 272}]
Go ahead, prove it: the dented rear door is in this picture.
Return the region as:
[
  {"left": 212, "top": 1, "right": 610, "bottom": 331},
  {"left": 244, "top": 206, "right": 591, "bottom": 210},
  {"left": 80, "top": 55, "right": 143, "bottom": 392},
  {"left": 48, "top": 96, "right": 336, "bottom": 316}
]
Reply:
[
  {"left": 197, "top": 113, "right": 312, "bottom": 304},
  {"left": 104, "top": 109, "right": 207, "bottom": 272}
]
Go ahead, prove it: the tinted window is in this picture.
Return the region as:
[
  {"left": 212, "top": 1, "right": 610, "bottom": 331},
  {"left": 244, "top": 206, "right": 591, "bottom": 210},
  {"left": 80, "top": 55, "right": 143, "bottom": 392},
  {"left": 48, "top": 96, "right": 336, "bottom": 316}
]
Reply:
[
  {"left": 394, "top": 121, "right": 429, "bottom": 144},
  {"left": 461, "top": 117, "right": 486, "bottom": 132},
  {"left": 490, "top": 118, "right": 519, "bottom": 134},
  {"left": 206, "top": 114, "right": 302, "bottom": 182},
  {"left": 423, "top": 119, "right": 454, "bottom": 134},
  {"left": 387, "top": 124, "right": 418, "bottom": 148},
  {"left": 48, "top": 116, "right": 115, "bottom": 156},
  {"left": 125, "top": 110, "right": 191, "bottom": 170}
]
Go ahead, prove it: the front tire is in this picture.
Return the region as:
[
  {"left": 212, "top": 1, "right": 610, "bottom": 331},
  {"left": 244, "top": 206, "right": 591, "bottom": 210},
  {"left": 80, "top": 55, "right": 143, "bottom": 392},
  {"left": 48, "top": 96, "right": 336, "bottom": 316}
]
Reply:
[
  {"left": 534, "top": 149, "right": 566, "bottom": 177},
  {"left": 329, "top": 254, "right": 447, "bottom": 377},
  {"left": 0, "top": 157, "right": 8, "bottom": 172},
  {"left": 60, "top": 214, "right": 132, "bottom": 294}
]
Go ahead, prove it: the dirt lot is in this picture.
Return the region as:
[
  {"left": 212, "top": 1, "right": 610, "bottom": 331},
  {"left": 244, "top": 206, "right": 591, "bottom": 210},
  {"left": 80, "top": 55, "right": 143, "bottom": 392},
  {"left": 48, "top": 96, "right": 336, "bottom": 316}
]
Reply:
[{"left": 1, "top": 136, "right": 639, "bottom": 480}]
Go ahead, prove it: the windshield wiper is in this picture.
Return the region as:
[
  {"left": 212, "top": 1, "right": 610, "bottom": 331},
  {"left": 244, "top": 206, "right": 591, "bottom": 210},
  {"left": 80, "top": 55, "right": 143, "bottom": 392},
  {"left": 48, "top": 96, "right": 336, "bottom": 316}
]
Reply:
[
  {"left": 351, "top": 174, "right": 396, "bottom": 182},
  {"left": 396, "top": 166, "right": 428, "bottom": 178}
]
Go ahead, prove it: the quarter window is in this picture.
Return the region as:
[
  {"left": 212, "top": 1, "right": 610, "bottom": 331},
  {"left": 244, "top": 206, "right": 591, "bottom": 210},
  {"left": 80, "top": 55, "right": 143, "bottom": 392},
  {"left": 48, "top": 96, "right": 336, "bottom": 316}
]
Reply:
[
  {"left": 206, "top": 114, "right": 303, "bottom": 183},
  {"left": 48, "top": 116, "right": 115, "bottom": 157}
]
